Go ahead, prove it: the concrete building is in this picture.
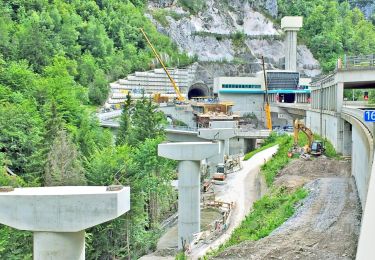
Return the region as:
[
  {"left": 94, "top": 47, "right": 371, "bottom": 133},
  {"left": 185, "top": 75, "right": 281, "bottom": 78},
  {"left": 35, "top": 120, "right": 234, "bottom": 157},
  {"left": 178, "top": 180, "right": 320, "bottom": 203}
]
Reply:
[
  {"left": 214, "top": 71, "right": 311, "bottom": 126},
  {"left": 0, "top": 186, "right": 130, "bottom": 260}
]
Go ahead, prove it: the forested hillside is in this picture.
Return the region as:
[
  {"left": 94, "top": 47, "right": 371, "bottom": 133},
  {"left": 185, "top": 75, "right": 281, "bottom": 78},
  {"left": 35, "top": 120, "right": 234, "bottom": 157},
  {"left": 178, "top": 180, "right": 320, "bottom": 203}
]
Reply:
[
  {"left": 0, "top": 0, "right": 188, "bottom": 259},
  {"left": 278, "top": 0, "right": 375, "bottom": 72},
  {"left": 1, "top": 0, "right": 375, "bottom": 259}
]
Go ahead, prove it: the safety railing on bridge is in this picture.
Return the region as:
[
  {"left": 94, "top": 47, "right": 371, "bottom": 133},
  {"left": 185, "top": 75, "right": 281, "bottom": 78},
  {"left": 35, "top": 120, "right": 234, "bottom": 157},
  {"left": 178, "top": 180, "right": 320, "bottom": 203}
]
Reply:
[
  {"left": 165, "top": 125, "right": 198, "bottom": 132},
  {"left": 340, "top": 54, "right": 375, "bottom": 70}
]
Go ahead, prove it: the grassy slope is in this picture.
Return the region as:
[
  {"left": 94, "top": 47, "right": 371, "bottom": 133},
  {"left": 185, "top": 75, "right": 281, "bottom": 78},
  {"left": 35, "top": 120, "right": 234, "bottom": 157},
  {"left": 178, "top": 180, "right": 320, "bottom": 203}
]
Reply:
[{"left": 203, "top": 132, "right": 337, "bottom": 258}]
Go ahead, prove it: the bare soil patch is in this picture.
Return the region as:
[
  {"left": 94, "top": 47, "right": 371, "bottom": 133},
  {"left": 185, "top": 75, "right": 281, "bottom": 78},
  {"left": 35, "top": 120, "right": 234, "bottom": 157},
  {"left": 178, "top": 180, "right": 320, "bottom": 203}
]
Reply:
[{"left": 215, "top": 157, "right": 362, "bottom": 260}]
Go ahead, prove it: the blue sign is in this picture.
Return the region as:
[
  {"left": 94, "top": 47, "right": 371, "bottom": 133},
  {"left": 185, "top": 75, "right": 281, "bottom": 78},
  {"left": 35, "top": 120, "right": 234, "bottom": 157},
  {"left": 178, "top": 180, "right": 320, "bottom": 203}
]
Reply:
[{"left": 364, "top": 110, "right": 375, "bottom": 122}]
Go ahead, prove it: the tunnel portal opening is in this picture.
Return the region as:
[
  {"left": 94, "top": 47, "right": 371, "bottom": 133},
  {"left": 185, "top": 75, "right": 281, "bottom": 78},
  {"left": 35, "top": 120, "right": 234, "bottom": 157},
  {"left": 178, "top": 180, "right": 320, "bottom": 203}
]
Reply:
[
  {"left": 188, "top": 83, "right": 209, "bottom": 100},
  {"left": 279, "top": 93, "right": 295, "bottom": 103}
]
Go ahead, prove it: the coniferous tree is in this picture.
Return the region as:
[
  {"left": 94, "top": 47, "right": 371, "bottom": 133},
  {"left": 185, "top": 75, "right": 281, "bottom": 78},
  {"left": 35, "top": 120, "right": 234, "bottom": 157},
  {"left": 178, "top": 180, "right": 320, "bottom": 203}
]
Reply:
[
  {"left": 44, "top": 130, "right": 86, "bottom": 186},
  {"left": 116, "top": 93, "right": 132, "bottom": 146}
]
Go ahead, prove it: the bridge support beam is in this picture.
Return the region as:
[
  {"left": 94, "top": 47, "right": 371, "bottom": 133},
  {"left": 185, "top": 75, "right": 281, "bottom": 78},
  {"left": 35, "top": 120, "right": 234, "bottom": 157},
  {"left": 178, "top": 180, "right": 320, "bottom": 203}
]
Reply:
[
  {"left": 0, "top": 186, "right": 130, "bottom": 260},
  {"left": 158, "top": 142, "right": 220, "bottom": 249}
]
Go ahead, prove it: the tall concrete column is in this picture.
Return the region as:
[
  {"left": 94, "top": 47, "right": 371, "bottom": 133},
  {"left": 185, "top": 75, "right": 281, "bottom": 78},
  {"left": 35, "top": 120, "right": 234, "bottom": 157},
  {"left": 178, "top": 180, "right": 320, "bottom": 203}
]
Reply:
[
  {"left": 0, "top": 186, "right": 130, "bottom": 260},
  {"left": 336, "top": 82, "right": 344, "bottom": 112},
  {"left": 158, "top": 142, "right": 220, "bottom": 249},
  {"left": 178, "top": 160, "right": 200, "bottom": 243},
  {"left": 34, "top": 231, "right": 85, "bottom": 260},
  {"left": 281, "top": 16, "right": 303, "bottom": 71}
]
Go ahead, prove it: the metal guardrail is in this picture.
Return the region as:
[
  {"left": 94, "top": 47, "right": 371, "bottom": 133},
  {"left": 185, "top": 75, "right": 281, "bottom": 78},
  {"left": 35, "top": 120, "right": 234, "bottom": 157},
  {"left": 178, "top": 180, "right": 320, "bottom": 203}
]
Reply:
[
  {"left": 341, "top": 54, "right": 375, "bottom": 70},
  {"left": 165, "top": 125, "right": 198, "bottom": 132}
]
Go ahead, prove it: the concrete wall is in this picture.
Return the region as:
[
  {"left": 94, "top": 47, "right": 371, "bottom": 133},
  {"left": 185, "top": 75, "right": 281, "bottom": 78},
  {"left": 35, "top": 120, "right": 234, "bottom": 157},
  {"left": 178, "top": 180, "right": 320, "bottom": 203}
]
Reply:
[
  {"left": 306, "top": 110, "right": 371, "bottom": 207},
  {"left": 159, "top": 106, "right": 196, "bottom": 128},
  {"left": 305, "top": 111, "right": 343, "bottom": 153},
  {"left": 219, "top": 93, "right": 264, "bottom": 119},
  {"left": 357, "top": 152, "right": 375, "bottom": 260},
  {"left": 352, "top": 123, "right": 372, "bottom": 206},
  {"left": 214, "top": 77, "right": 264, "bottom": 93}
]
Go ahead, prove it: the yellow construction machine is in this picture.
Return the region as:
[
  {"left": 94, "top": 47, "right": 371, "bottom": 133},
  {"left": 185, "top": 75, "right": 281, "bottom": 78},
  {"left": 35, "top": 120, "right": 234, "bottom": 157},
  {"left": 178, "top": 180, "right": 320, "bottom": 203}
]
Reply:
[
  {"left": 291, "top": 119, "right": 325, "bottom": 157},
  {"left": 262, "top": 56, "right": 272, "bottom": 130},
  {"left": 140, "top": 28, "right": 185, "bottom": 102}
]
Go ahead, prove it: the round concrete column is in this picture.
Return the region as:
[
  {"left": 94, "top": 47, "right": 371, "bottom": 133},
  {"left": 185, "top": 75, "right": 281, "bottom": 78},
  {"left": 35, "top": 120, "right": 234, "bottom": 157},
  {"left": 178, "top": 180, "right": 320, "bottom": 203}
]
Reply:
[
  {"left": 34, "top": 231, "right": 85, "bottom": 260},
  {"left": 178, "top": 160, "right": 200, "bottom": 248}
]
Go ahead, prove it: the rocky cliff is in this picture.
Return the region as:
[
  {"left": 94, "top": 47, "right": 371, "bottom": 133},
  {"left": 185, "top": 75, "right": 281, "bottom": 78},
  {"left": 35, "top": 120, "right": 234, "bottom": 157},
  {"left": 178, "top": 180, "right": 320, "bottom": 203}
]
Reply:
[{"left": 147, "top": 0, "right": 321, "bottom": 82}]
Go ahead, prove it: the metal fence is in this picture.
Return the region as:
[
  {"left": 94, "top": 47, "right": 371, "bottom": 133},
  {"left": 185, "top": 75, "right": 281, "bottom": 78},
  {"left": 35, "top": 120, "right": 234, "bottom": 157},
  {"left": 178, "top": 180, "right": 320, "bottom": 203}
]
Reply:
[{"left": 341, "top": 54, "right": 375, "bottom": 69}]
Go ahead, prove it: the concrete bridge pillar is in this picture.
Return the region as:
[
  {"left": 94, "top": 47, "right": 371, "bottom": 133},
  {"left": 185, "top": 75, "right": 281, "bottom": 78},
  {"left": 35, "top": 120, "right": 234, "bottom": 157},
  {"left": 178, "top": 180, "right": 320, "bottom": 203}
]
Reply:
[
  {"left": 0, "top": 186, "right": 130, "bottom": 260},
  {"left": 342, "top": 120, "right": 352, "bottom": 156},
  {"left": 158, "top": 142, "right": 220, "bottom": 249},
  {"left": 281, "top": 16, "right": 303, "bottom": 71}
]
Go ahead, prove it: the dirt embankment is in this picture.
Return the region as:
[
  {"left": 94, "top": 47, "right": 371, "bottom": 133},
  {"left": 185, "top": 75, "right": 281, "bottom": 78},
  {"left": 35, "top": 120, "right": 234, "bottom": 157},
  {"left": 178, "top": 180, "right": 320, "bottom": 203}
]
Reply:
[{"left": 215, "top": 157, "right": 362, "bottom": 260}]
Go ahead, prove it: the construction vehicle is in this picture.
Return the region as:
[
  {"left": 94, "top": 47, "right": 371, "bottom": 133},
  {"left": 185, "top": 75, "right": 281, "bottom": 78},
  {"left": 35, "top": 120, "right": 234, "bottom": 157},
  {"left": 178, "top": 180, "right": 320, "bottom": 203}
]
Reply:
[
  {"left": 212, "top": 155, "right": 243, "bottom": 182},
  {"left": 262, "top": 56, "right": 272, "bottom": 130},
  {"left": 140, "top": 28, "right": 185, "bottom": 102},
  {"left": 212, "top": 163, "right": 227, "bottom": 182},
  {"left": 291, "top": 119, "right": 325, "bottom": 156}
]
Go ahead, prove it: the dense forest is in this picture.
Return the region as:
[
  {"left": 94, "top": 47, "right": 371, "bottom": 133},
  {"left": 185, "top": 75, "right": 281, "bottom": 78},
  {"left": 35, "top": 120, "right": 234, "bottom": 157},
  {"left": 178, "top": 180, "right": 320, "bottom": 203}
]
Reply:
[
  {"left": 1, "top": 0, "right": 375, "bottom": 259},
  {"left": 278, "top": 0, "right": 375, "bottom": 72},
  {"left": 0, "top": 0, "right": 188, "bottom": 259}
]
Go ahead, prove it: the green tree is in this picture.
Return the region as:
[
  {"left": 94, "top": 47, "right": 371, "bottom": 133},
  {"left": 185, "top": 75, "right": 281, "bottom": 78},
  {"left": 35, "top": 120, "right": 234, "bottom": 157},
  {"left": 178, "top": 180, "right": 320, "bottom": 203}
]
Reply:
[
  {"left": 116, "top": 93, "right": 132, "bottom": 146},
  {"left": 127, "top": 95, "right": 167, "bottom": 146},
  {"left": 44, "top": 130, "right": 86, "bottom": 186}
]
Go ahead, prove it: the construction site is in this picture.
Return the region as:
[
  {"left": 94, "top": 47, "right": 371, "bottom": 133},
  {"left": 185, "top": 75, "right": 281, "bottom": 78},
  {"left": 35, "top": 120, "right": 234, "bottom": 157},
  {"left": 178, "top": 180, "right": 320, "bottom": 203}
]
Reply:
[
  {"left": 89, "top": 13, "right": 375, "bottom": 260},
  {"left": 2, "top": 0, "right": 375, "bottom": 259}
]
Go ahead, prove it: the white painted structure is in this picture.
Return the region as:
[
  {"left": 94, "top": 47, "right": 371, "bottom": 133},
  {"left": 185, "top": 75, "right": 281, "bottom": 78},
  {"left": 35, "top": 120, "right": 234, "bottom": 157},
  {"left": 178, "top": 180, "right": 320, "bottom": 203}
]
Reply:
[
  {"left": 281, "top": 16, "right": 303, "bottom": 71},
  {"left": 107, "top": 68, "right": 194, "bottom": 104},
  {"left": 198, "top": 121, "right": 238, "bottom": 164},
  {"left": 0, "top": 186, "right": 130, "bottom": 260},
  {"left": 158, "top": 142, "right": 220, "bottom": 249}
]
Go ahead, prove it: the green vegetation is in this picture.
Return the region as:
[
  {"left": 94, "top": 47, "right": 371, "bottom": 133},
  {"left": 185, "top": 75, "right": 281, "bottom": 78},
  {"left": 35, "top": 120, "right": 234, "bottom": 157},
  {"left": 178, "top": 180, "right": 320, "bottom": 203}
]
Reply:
[
  {"left": 0, "top": 0, "right": 189, "bottom": 258},
  {"left": 244, "top": 132, "right": 280, "bottom": 161},
  {"left": 178, "top": 0, "right": 206, "bottom": 15},
  {"left": 278, "top": 0, "right": 375, "bottom": 72},
  {"left": 152, "top": 9, "right": 187, "bottom": 26},
  {"left": 206, "top": 187, "right": 308, "bottom": 258},
  {"left": 297, "top": 132, "right": 338, "bottom": 159},
  {"left": 175, "top": 251, "right": 188, "bottom": 260},
  {"left": 261, "top": 135, "right": 293, "bottom": 186},
  {"left": 152, "top": 9, "right": 170, "bottom": 27}
]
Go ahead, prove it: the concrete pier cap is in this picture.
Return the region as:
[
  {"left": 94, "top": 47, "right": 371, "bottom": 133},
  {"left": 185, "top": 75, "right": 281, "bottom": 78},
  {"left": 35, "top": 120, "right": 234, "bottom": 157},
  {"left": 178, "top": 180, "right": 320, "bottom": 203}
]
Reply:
[
  {"left": 281, "top": 16, "right": 303, "bottom": 31},
  {"left": 0, "top": 186, "right": 130, "bottom": 260},
  {"left": 158, "top": 142, "right": 220, "bottom": 160}
]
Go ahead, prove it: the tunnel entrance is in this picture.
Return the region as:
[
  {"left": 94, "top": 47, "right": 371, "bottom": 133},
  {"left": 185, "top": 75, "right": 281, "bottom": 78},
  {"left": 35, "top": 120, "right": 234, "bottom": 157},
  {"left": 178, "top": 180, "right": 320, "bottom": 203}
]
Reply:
[
  {"left": 188, "top": 82, "right": 209, "bottom": 99},
  {"left": 279, "top": 93, "right": 295, "bottom": 103}
]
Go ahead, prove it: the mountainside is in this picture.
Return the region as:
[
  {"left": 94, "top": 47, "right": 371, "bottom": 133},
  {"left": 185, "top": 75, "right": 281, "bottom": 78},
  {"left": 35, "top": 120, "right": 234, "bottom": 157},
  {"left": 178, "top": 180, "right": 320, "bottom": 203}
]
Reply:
[
  {"left": 147, "top": 0, "right": 321, "bottom": 78},
  {"left": 349, "top": 0, "right": 375, "bottom": 18}
]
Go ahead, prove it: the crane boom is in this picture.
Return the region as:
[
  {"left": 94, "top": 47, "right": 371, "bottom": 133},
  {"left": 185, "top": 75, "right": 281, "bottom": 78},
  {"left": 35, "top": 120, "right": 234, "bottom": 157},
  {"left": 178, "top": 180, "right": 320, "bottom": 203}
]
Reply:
[
  {"left": 140, "top": 28, "right": 185, "bottom": 101},
  {"left": 262, "top": 56, "right": 272, "bottom": 130}
]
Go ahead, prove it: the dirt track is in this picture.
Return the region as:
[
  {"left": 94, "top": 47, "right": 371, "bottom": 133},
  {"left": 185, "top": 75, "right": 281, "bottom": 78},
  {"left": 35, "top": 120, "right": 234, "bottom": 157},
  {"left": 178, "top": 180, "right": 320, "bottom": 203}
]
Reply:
[{"left": 215, "top": 157, "right": 362, "bottom": 260}]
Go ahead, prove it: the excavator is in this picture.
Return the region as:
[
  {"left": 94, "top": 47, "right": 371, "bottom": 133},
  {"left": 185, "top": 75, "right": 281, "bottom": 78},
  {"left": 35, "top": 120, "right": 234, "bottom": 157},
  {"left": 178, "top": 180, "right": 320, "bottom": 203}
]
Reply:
[
  {"left": 291, "top": 119, "right": 325, "bottom": 157},
  {"left": 140, "top": 28, "right": 185, "bottom": 103}
]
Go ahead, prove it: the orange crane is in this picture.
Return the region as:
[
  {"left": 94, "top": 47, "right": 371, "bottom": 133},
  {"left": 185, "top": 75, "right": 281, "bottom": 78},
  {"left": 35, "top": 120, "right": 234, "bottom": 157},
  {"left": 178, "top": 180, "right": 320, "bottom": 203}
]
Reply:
[
  {"left": 140, "top": 28, "right": 185, "bottom": 102},
  {"left": 262, "top": 56, "right": 272, "bottom": 130}
]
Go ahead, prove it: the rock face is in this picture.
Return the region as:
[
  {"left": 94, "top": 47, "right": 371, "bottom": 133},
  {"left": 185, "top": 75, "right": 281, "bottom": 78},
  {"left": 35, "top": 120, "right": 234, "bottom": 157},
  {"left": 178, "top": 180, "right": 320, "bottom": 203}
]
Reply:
[
  {"left": 351, "top": 0, "right": 375, "bottom": 19},
  {"left": 147, "top": 0, "right": 321, "bottom": 80}
]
